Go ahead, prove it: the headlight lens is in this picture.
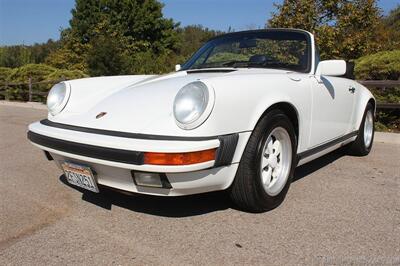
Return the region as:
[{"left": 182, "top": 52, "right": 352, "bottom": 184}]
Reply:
[
  {"left": 47, "top": 82, "right": 69, "bottom": 115},
  {"left": 173, "top": 81, "right": 210, "bottom": 127}
]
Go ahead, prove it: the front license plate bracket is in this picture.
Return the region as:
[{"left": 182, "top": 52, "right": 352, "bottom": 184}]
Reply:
[{"left": 62, "top": 162, "right": 99, "bottom": 193}]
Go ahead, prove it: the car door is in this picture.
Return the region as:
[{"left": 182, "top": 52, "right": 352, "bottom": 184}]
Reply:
[{"left": 308, "top": 76, "right": 356, "bottom": 147}]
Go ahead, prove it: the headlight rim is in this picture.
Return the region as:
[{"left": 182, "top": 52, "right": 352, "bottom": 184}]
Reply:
[
  {"left": 47, "top": 82, "right": 71, "bottom": 116},
  {"left": 173, "top": 81, "right": 215, "bottom": 130}
]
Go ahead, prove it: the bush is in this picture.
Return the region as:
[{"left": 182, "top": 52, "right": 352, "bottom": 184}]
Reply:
[
  {"left": 375, "top": 110, "right": 400, "bottom": 132},
  {"left": 6, "top": 64, "right": 56, "bottom": 101},
  {"left": 0, "top": 67, "right": 12, "bottom": 83},
  {"left": 45, "top": 68, "right": 87, "bottom": 81},
  {"left": 129, "top": 50, "right": 183, "bottom": 74},
  {"left": 0, "top": 67, "right": 12, "bottom": 100},
  {"left": 355, "top": 50, "right": 400, "bottom": 132},
  {"left": 8, "top": 63, "right": 57, "bottom": 83},
  {"left": 3, "top": 64, "right": 87, "bottom": 101},
  {"left": 355, "top": 50, "right": 400, "bottom": 80}
]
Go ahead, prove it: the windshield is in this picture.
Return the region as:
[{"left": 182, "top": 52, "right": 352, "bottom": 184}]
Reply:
[{"left": 181, "top": 30, "right": 311, "bottom": 73}]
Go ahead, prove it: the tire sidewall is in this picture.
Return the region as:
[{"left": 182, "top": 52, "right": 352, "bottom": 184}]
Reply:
[
  {"left": 252, "top": 111, "right": 297, "bottom": 210},
  {"left": 360, "top": 104, "right": 375, "bottom": 153}
]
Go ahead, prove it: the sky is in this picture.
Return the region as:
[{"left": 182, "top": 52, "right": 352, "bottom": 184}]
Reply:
[{"left": 0, "top": 0, "right": 398, "bottom": 46}]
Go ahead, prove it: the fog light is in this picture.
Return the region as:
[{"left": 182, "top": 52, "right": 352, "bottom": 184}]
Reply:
[{"left": 131, "top": 171, "right": 172, "bottom": 188}]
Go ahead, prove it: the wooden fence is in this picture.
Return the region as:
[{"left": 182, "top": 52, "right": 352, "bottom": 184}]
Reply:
[
  {"left": 0, "top": 78, "right": 65, "bottom": 102},
  {"left": 0, "top": 78, "right": 399, "bottom": 109}
]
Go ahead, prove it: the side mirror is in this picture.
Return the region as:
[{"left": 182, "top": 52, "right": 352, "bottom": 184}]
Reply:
[
  {"left": 175, "top": 64, "right": 181, "bottom": 71},
  {"left": 342, "top": 61, "right": 355, "bottom": 80},
  {"left": 315, "top": 60, "right": 346, "bottom": 77}
]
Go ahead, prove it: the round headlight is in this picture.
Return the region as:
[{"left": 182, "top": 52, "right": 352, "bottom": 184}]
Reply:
[
  {"left": 173, "top": 81, "right": 214, "bottom": 129},
  {"left": 47, "top": 82, "right": 70, "bottom": 115}
]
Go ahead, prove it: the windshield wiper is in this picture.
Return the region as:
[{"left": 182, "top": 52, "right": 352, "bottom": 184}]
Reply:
[
  {"left": 194, "top": 60, "right": 274, "bottom": 69},
  {"left": 221, "top": 60, "right": 243, "bottom": 67},
  {"left": 223, "top": 61, "right": 266, "bottom": 68}
]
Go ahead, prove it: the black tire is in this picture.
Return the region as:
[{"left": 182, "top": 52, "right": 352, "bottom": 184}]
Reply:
[
  {"left": 229, "top": 109, "right": 297, "bottom": 213},
  {"left": 347, "top": 103, "right": 375, "bottom": 156}
]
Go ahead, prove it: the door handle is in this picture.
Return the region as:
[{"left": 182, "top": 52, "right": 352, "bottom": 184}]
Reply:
[{"left": 348, "top": 86, "right": 356, "bottom": 93}]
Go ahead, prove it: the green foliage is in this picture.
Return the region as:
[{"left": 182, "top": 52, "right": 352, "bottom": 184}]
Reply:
[
  {"left": 176, "top": 25, "right": 222, "bottom": 60},
  {"left": 382, "top": 6, "right": 400, "bottom": 50},
  {"left": 45, "top": 43, "right": 88, "bottom": 71},
  {"left": 206, "top": 52, "right": 248, "bottom": 63},
  {"left": 45, "top": 68, "right": 88, "bottom": 81},
  {"left": 375, "top": 110, "right": 400, "bottom": 132},
  {"left": 268, "top": 0, "right": 387, "bottom": 60},
  {"left": 128, "top": 50, "right": 182, "bottom": 74},
  {"left": 0, "top": 67, "right": 12, "bottom": 83},
  {"left": 0, "top": 40, "right": 60, "bottom": 68},
  {"left": 86, "top": 34, "right": 130, "bottom": 76},
  {"left": 355, "top": 50, "right": 400, "bottom": 80},
  {"left": 355, "top": 50, "right": 400, "bottom": 132},
  {"left": 8, "top": 64, "right": 57, "bottom": 83},
  {"left": 368, "top": 87, "right": 400, "bottom": 105},
  {"left": 383, "top": 5, "right": 400, "bottom": 30},
  {"left": 0, "top": 46, "right": 32, "bottom": 68},
  {"left": 1, "top": 64, "right": 87, "bottom": 101},
  {"left": 1, "top": 4, "right": 222, "bottom": 76},
  {"left": 57, "top": 0, "right": 180, "bottom": 75}
]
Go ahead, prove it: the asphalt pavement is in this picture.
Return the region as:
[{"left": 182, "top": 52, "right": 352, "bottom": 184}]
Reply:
[{"left": 0, "top": 104, "right": 399, "bottom": 265}]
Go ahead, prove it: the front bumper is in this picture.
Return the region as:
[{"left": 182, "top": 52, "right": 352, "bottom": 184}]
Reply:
[{"left": 28, "top": 120, "right": 251, "bottom": 196}]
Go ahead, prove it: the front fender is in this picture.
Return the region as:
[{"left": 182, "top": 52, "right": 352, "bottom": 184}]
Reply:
[{"left": 204, "top": 74, "right": 312, "bottom": 152}]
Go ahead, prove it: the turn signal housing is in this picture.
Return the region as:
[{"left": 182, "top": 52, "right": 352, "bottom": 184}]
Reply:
[{"left": 144, "top": 149, "right": 217, "bottom": 165}]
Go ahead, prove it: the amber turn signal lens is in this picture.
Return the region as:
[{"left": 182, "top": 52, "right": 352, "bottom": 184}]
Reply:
[{"left": 144, "top": 149, "right": 217, "bottom": 165}]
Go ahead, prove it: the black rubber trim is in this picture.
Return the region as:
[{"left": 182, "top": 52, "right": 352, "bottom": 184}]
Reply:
[
  {"left": 187, "top": 69, "right": 236, "bottom": 74},
  {"left": 297, "top": 130, "right": 358, "bottom": 161},
  {"left": 44, "top": 151, "right": 53, "bottom": 161},
  {"left": 28, "top": 131, "right": 144, "bottom": 165},
  {"left": 214, "top": 133, "right": 239, "bottom": 167},
  {"left": 40, "top": 119, "right": 224, "bottom": 141},
  {"left": 28, "top": 130, "right": 239, "bottom": 167}
]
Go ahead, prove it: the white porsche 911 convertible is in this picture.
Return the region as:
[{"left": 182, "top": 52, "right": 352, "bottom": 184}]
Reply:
[{"left": 28, "top": 29, "right": 375, "bottom": 212}]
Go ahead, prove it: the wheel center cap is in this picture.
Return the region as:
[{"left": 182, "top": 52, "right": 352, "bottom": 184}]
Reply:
[{"left": 270, "top": 156, "right": 278, "bottom": 168}]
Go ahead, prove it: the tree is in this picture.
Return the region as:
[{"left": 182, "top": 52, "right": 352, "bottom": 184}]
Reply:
[
  {"left": 0, "top": 46, "right": 32, "bottom": 68},
  {"left": 355, "top": 50, "right": 400, "bottom": 132},
  {"left": 176, "top": 25, "right": 222, "bottom": 60},
  {"left": 86, "top": 34, "right": 130, "bottom": 76},
  {"left": 382, "top": 5, "right": 400, "bottom": 49},
  {"left": 0, "top": 67, "right": 12, "bottom": 83},
  {"left": 383, "top": 5, "right": 400, "bottom": 32},
  {"left": 54, "top": 0, "right": 180, "bottom": 75},
  {"left": 268, "top": 0, "right": 385, "bottom": 60},
  {"left": 0, "top": 40, "right": 60, "bottom": 68},
  {"left": 3, "top": 63, "right": 87, "bottom": 101},
  {"left": 355, "top": 50, "right": 400, "bottom": 80}
]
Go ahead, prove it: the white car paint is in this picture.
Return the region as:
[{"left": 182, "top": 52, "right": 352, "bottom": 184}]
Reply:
[
  {"left": 28, "top": 29, "right": 375, "bottom": 196},
  {"left": 309, "top": 76, "right": 356, "bottom": 147}
]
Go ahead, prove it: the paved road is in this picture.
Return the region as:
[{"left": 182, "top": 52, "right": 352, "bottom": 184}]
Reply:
[{"left": 0, "top": 104, "right": 399, "bottom": 265}]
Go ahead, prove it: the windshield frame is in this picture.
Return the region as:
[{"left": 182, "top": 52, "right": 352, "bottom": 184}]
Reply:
[{"left": 181, "top": 29, "right": 313, "bottom": 73}]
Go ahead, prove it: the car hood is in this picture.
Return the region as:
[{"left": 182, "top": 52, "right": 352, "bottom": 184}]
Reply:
[{"left": 51, "top": 68, "right": 292, "bottom": 136}]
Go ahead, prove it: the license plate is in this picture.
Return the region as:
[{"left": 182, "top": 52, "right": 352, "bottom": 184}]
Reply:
[{"left": 62, "top": 162, "right": 99, "bottom": 193}]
